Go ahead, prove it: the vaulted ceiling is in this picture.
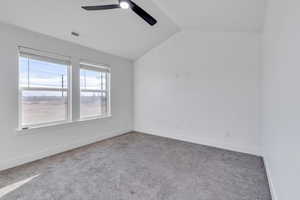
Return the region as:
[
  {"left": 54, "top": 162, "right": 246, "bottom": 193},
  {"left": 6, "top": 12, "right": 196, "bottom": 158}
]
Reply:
[
  {"left": 0, "top": 0, "right": 266, "bottom": 60},
  {"left": 0, "top": 0, "right": 179, "bottom": 60},
  {"left": 152, "top": 0, "right": 266, "bottom": 32}
]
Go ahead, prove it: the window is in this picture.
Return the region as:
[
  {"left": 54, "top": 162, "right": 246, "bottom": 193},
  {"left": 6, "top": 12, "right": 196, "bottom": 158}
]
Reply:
[
  {"left": 80, "top": 63, "right": 110, "bottom": 119},
  {"left": 19, "top": 48, "right": 71, "bottom": 129},
  {"left": 18, "top": 47, "right": 111, "bottom": 130}
]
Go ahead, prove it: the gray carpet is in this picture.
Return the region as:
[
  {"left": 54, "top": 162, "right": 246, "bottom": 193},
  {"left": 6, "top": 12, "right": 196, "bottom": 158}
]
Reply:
[{"left": 0, "top": 132, "right": 271, "bottom": 200}]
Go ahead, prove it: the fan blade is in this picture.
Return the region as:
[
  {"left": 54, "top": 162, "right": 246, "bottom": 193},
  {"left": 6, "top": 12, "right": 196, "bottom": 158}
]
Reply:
[
  {"left": 129, "top": 1, "right": 157, "bottom": 26},
  {"left": 82, "top": 4, "right": 120, "bottom": 11}
]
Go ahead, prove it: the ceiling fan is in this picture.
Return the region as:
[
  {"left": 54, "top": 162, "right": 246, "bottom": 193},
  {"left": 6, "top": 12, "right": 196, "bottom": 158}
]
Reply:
[{"left": 82, "top": 0, "right": 157, "bottom": 26}]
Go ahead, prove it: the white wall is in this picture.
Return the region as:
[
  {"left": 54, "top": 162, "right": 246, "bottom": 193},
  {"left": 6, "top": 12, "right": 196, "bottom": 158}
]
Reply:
[
  {"left": 262, "top": 0, "right": 300, "bottom": 199},
  {"left": 134, "top": 30, "right": 262, "bottom": 155},
  {"left": 0, "top": 22, "right": 133, "bottom": 170}
]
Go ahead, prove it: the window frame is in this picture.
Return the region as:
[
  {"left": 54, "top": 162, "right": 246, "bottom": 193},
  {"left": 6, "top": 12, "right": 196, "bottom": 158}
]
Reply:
[
  {"left": 18, "top": 47, "right": 72, "bottom": 130},
  {"left": 79, "top": 62, "right": 111, "bottom": 120}
]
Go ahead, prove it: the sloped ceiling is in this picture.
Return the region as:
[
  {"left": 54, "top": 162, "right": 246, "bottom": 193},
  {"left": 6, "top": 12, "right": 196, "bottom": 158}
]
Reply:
[
  {"left": 0, "top": 0, "right": 179, "bottom": 60},
  {"left": 153, "top": 0, "right": 266, "bottom": 32},
  {"left": 0, "top": 0, "right": 266, "bottom": 60}
]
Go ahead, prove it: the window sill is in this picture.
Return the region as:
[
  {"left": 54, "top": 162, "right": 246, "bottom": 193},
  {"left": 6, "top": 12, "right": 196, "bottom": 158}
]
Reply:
[
  {"left": 16, "top": 114, "right": 112, "bottom": 134},
  {"left": 77, "top": 114, "right": 112, "bottom": 122}
]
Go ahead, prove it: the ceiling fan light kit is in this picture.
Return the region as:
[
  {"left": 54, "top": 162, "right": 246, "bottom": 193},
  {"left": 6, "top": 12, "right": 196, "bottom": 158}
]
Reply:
[
  {"left": 120, "top": 0, "right": 130, "bottom": 9},
  {"left": 82, "top": 0, "right": 157, "bottom": 26}
]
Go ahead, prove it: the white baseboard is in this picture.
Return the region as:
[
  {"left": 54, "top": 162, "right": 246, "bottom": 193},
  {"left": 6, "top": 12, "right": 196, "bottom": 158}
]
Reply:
[
  {"left": 263, "top": 157, "right": 278, "bottom": 200},
  {"left": 135, "top": 129, "right": 261, "bottom": 156},
  {"left": 0, "top": 129, "right": 132, "bottom": 171}
]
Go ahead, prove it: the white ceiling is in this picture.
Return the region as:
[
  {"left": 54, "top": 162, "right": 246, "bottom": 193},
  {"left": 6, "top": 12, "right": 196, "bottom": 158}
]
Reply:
[
  {"left": 0, "top": 0, "right": 179, "bottom": 60},
  {"left": 0, "top": 0, "right": 266, "bottom": 60},
  {"left": 153, "top": 0, "right": 266, "bottom": 32}
]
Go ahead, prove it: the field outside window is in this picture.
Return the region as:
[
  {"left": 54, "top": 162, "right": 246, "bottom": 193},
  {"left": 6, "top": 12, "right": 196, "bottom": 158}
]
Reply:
[
  {"left": 19, "top": 52, "right": 71, "bottom": 128},
  {"left": 80, "top": 64, "right": 110, "bottom": 119}
]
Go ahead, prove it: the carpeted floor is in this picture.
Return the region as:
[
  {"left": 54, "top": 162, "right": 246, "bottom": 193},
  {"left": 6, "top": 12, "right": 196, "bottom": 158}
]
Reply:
[{"left": 0, "top": 132, "right": 271, "bottom": 200}]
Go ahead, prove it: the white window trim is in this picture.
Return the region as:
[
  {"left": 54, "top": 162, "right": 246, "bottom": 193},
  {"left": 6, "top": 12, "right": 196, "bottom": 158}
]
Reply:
[
  {"left": 79, "top": 62, "right": 111, "bottom": 120},
  {"left": 16, "top": 114, "right": 113, "bottom": 133},
  {"left": 18, "top": 47, "right": 72, "bottom": 130},
  {"left": 16, "top": 47, "right": 113, "bottom": 132}
]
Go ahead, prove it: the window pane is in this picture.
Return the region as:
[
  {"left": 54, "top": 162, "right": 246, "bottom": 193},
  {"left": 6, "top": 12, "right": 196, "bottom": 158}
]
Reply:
[
  {"left": 80, "top": 65, "right": 110, "bottom": 118},
  {"left": 19, "top": 57, "right": 29, "bottom": 87},
  {"left": 80, "top": 92, "right": 107, "bottom": 118},
  {"left": 22, "top": 90, "right": 68, "bottom": 126},
  {"left": 80, "top": 69, "right": 101, "bottom": 90},
  {"left": 19, "top": 52, "right": 70, "bottom": 127},
  {"left": 19, "top": 56, "right": 68, "bottom": 89}
]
